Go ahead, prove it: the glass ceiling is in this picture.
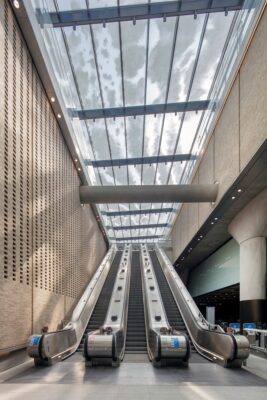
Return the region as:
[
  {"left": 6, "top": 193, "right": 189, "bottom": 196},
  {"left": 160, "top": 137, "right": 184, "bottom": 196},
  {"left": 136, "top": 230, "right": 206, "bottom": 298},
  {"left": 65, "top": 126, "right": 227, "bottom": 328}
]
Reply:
[{"left": 30, "top": 0, "right": 263, "bottom": 243}]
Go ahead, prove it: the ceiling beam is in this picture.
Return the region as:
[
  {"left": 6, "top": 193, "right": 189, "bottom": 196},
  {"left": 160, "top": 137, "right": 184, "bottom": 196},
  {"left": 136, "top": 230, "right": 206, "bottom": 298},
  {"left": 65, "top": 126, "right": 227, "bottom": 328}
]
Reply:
[
  {"left": 111, "top": 235, "right": 163, "bottom": 241},
  {"left": 101, "top": 208, "right": 175, "bottom": 217},
  {"left": 106, "top": 223, "right": 169, "bottom": 230},
  {"left": 72, "top": 100, "right": 210, "bottom": 120},
  {"left": 80, "top": 184, "right": 218, "bottom": 204},
  {"left": 84, "top": 154, "right": 196, "bottom": 168},
  {"left": 38, "top": 1, "right": 244, "bottom": 28}
]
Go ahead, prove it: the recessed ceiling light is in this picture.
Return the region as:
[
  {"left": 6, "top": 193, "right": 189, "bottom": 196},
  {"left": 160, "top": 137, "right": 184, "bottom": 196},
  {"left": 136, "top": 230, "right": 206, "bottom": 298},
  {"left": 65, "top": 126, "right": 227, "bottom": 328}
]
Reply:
[
  {"left": 50, "top": 96, "right": 56, "bottom": 103},
  {"left": 237, "top": 188, "right": 242, "bottom": 193},
  {"left": 57, "top": 113, "right": 61, "bottom": 119},
  {"left": 74, "top": 158, "right": 78, "bottom": 163},
  {"left": 13, "top": 0, "right": 20, "bottom": 9},
  {"left": 77, "top": 167, "right": 81, "bottom": 171},
  {"left": 232, "top": 196, "right": 236, "bottom": 200},
  {"left": 211, "top": 222, "right": 214, "bottom": 225},
  {"left": 214, "top": 217, "right": 218, "bottom": 221}
]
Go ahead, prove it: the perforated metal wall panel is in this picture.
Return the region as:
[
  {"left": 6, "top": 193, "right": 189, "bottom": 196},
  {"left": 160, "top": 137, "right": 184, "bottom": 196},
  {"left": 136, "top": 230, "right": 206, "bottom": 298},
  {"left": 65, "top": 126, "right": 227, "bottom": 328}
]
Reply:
[{"left": 0, "top": 0, "right": 107, "bottom": 351}]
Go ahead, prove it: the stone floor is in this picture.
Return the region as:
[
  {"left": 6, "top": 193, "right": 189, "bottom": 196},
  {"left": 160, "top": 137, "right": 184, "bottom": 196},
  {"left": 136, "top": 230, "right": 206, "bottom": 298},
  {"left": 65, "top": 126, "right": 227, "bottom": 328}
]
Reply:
[{"left": 0, "top": 353, "right": 267, "bottom": 400}]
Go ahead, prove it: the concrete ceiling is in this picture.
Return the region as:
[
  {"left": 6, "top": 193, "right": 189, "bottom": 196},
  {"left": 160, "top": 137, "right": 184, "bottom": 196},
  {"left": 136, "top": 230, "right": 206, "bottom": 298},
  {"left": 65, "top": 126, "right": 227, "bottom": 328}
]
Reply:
[{"left": 175, "top": 138, "right": 267, "bottom": 274}]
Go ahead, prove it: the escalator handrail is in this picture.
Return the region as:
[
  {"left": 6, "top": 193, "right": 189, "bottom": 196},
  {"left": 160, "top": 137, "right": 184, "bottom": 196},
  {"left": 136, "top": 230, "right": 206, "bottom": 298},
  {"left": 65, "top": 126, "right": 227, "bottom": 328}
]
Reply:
[
  {"left": 27, "top": 245, "right": 117, "bottom": 362},
  {"left": 156, "top": 246, "right": 250, "bottom": 366},
  {"left": 156, "top": 246, "right": 220, "bottom": 332}
]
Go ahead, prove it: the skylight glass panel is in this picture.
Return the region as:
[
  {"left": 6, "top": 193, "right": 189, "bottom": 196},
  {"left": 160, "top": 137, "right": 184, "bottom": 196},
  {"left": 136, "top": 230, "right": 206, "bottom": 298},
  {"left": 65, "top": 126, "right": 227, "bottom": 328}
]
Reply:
[
  {"left": 100, "top": 167, "right": 115, "bottom": 185},
  {"left": 91, "top": 22, "right": 123, "bottom": 107},
  {"left": 146, "top": 17, "right": 176, "bottom": 104},
  {"left": 128, "top": 165, "right": 142, "bottom": 185},
  {"left": 143, "top": 115, "right": 164, "bottom": 157},
  {"left": 178, "top": 112, "right": 202, "bottom": 154},
  {"left": 86, "top": 119, "right": 111, "bottom": 160},
  {"left": 126, "top": 116, "right": 144, "bottom": 157},
  {"left": 190, "top": 12, "right": 235, "bottom": 101},
  {"left": 121, "top": 20, "right": 147, "bottom": 106},
  {"left": 63, "top": 25, "right": 102, "bottom": 109},
  {"left": 159, "top": 114, "right": 182, "bottom": 156},
  {"left": 155, "top": 163, "right": 171, "bottom": 185},
  {"left": 142, "top": 164, "right": 157, "bottom": 185},
  {"left": 168, "top": 15, "right": 206, "bottom": 103},
  {"left": 105, "top": 118, "right": 126, "bottom": 158},
  {"left": 56, "top": 0, "right": 86, "bottom": 11},
  {"left": 89, "top": 0, "right": 117, "bottom": 8},
  {"left": 114, "top": 165, "right": 128, "bottom": 185}
]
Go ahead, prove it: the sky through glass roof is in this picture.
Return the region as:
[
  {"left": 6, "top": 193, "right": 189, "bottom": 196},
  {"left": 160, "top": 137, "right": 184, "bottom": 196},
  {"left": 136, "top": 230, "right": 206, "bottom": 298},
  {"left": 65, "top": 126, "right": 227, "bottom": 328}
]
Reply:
[{"left": 30, "top": 0, "right": 264, "bottom": 243}]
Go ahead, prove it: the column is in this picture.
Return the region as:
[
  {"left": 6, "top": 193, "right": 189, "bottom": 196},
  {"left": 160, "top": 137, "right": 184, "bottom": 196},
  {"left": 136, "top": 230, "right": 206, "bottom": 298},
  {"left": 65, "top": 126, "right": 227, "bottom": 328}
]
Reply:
[{"left": 228, "top": 189, "right": 267, "bottom": 325}]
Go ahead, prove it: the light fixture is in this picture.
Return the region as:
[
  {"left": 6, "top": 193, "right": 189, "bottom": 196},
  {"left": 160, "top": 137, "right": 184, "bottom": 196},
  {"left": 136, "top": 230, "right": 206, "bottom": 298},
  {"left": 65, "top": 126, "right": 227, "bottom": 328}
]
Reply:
[
  {"left": 237, "top": 188, "right": 242, "bottom": 193},
  {"left": 57, "top": 113, "right": 61, "bottom": 119},
  {"left": 214, "top": 217, "right": 218, "bottom": 221},
  {"left": 13, "top": 0, "right": 20, "bottom": 8},
  {"left": 77, "top": 167, "right": 81, "bottom": 171},
  {"left": 50, "top": 96, "right": 56, "bottom": 103},
  {"left": 232, "top": 196, "right": 236, "bottom": 200},
  {"left": 74, "top": 158, "right": 78, "bottom": 163},
  {"left": 200, "top": 235, "right": 203, "bottom": 238}
]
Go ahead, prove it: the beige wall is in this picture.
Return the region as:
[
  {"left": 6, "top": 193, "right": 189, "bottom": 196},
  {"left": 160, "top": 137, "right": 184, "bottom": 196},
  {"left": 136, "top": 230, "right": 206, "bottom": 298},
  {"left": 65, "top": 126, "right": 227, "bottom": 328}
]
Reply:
[
  {"left": 171, "top": 7, "right": 267, "bottom": 262},
  {"left": 0, "top": 0, "right": 107, "bottom": 351}
]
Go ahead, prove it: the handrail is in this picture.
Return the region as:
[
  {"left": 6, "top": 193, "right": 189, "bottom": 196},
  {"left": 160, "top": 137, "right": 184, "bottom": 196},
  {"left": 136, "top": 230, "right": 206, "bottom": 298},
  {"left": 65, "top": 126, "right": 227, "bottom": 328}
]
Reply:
[
  {"left": 84, "top": 245, "right": 131, "bottom": 366},
  {"left": 27, "top": 245, "right": 117, "bottom": 364},
  {"left": 156, "top": 245, "right": 250, "bottom": 368},
  {"left": 140, "top": 244, "right": 189, "bottom": 366}
]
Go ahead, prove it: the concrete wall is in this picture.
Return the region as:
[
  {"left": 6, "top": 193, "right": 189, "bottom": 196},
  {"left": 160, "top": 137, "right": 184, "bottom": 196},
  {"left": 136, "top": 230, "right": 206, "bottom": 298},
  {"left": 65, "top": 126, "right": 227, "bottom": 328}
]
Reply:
[
  {"left": 171, "top": 7, "right": 267, "bottom": 262},
  {"left": 0, "top": 0, "right": 107, "bottom": 352}
]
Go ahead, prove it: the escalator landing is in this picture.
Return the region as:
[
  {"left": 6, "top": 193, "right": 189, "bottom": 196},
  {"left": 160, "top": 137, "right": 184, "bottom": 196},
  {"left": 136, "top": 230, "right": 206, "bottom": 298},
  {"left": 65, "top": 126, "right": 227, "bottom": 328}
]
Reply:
[{"left": 2, "top": 353, "right": 267, "bottom": 400}]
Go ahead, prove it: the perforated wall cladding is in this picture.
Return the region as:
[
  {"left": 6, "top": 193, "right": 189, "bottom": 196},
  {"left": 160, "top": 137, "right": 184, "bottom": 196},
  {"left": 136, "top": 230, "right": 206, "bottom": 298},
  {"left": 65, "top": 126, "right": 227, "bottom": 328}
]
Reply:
[{"left": 0, "top": 0, "right": 107, "bottom": 351}]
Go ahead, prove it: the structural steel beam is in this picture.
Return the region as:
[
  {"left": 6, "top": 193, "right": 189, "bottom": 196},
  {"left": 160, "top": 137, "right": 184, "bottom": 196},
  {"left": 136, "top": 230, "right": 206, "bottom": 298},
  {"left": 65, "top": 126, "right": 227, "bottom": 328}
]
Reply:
[
  {"left": 39, "top": 1, "right": 244, "bottom": 28},
  {"left": 73, "top": 100, "right": 210, "bottom": 120},
  {"left": 101, "top": 208, "right": 175, "bottom": 217},
  {"left": 106, "top": 223, "right": 169, "bottom": 231},
  {"left": 111, "top": 235, "right": 163, "bottom": 241},
  {"left": 84, "top": 154, "right": 196, "bottom": 168},
  {"left": 80, "top": 184, "right": 218, "bottom": 204}
]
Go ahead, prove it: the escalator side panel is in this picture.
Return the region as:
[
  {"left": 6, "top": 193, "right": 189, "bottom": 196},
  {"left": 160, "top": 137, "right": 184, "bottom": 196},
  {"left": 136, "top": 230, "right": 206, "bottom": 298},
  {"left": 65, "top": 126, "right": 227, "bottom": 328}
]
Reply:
[{"left": 149, "top": 251, "right": 194, "bottom": 351}]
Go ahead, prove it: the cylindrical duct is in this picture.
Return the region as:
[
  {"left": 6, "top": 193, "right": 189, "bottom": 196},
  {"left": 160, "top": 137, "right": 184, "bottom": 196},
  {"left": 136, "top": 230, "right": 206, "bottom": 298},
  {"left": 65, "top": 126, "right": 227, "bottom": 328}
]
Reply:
[{"left": 79, "top": 184, "right": 218, "bottom": 204}]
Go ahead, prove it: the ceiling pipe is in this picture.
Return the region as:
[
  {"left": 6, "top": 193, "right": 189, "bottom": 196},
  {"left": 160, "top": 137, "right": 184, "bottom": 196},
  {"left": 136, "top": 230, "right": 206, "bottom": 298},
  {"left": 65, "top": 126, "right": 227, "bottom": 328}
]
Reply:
[{"left": 79, "top": 184, "right": 218, "bottom": 204}]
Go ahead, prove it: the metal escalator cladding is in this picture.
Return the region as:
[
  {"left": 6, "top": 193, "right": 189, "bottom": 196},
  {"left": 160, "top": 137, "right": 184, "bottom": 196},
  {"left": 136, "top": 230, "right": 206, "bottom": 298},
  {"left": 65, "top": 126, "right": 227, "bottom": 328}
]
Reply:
[
  {"left": 125, "top": 251, "right": 147, "bottom": 354},
  {"left": 77, "top": 251, "right": 123, "bottom": 352},
  {"left": 149, "top": 251, "right": 194, "bottom": 351}
]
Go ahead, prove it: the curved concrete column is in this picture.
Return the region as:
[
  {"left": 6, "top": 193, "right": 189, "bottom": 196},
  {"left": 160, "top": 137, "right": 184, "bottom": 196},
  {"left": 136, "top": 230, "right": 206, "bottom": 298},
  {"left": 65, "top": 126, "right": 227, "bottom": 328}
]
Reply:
[{"left": 228, "top": 188, "right": 267, "bottom": 325}]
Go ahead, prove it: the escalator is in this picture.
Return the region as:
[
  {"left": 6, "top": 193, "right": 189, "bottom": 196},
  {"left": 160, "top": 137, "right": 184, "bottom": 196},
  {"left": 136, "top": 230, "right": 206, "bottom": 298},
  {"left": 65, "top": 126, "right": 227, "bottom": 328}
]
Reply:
[
  {"left": 149, "top": 251, "right": 195, "bottom": 352},
  {"left": 77, "top": 251, "right": 123, "bottom": 352},
  {"left": 125, "top": 251, "right": 147, "bottom": 354}
]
